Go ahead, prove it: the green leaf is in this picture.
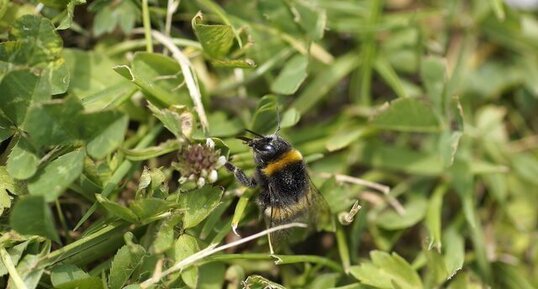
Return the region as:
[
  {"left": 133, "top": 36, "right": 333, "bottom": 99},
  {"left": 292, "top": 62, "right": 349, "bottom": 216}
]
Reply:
[
  {"left": 7, "top": 136, "right": 39, "bottom": 180},
  {"left": 425, "top": 250, "right": 448, "bottom": 287},
  {"left": 421, "top": 56, "right": 446, "bottom": 112},
  {"left": 23, "top": 96, "right": 84, "bottom": 147},
  {"left": 51, "top": 264, "right": 89, "bottom": 287},
  {"left": 425, "top": 185, "right": 447, "bottom": 250},
  {"left": 308, "top": 272, "right": 341, "bottom": 289},
  {"left": 148, "top": 102, "right": 193, "bottom": 139},
  {"left": 109, "top": 241, "right": 146, "bottom": 289},
  {"left": 207, "top": 112, "right": 243, "bottom": 137},
  {"left": 371, "top": 98, "right": 441, "bottom": 132},
  {"left": 96, "top": 194, "right": 139, "bottom": 223},
  {"left": 243, "top": 275, "right": 286, "bottom": 289},
  {"left": 443, "top": 228, "right": 464, "bottom": 278},
  {"left": 192, "top": 12, "right": 255, "bottom": 68},
  {"left": 251, "top": 95, "right": 280, "bottom": 134},
  {"left": 271, "top": 54, "right": 308, "bottom": 95},
  {"left": 192, "top": 12, "right": 234, "bottom": 59},
  {"left": 63, "top": 49, "right": 136, "bottom": 111},
  {"left": 172, "top": 234, "right": 199, "bottom": 288},
  {"left": 28, "top": 149, "right": 85, "bottom": 202},
  {"left": 89, "top": 0, "right": 138, "bottom": 35},
  {"left": 114, "top": 52, "right": 189, "bottom": 106},
  {"left": 0, "top": 70, "right": 50, "bottom": 126},
  {"left": 9, "top": 196, "right": 59, "bottom": 242},
  {"left": 349, "top": 251, "right": 423, "bottom": 289},
  {"left": 83, "top": 110, "right": 128, "bottom": 159},
  {"left": 151, "top": 215, "right": 181, "bottom": 254},
  {"left": 55, "top": 277, "right": 104, "bottom": 289},
  {"left": 0, "top": 15, "right": 62, "bottom": 66},
  {"left": 57, "top": 0, "right": 87, "bottom": 30},
  {"left": 376, "top": 197, "right": 428, "bottom": 230},
  {"left": 129, "top": 198, "right": 170, "bottom": 220},
  {"left": 181, "top": 186, "right": 223, "bottom": 229},
  {"left": 326, "top": 128, "right": 366, "bottom": 152}
]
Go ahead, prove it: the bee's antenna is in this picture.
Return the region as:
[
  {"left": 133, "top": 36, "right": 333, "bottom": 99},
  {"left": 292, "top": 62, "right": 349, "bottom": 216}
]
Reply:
[
  {"left": 274, "top": 105, "right": 281, "bottom": 134},
  {"left": 244, "top": 129, "right": 264, "bottom": 138}
]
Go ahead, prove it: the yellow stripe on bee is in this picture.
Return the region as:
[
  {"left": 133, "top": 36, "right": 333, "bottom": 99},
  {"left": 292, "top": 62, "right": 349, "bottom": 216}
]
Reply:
[{"left": 262, "top": 149, "right": 303, "bottom": 176}]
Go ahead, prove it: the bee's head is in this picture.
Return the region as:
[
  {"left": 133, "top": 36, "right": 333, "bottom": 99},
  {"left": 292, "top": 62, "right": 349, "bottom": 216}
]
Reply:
[{"left": 238, "top": 132, "right": 291, "bottom": 164}]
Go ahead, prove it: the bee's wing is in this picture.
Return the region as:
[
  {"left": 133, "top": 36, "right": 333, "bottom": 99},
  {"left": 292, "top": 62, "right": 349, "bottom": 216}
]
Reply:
[{"left": 305, "top": 173, "right": 335, "bottom": 232}]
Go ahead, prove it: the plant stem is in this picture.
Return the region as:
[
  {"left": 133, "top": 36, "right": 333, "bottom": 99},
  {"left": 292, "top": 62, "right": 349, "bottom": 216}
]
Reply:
[{"left": 142, "top": 0, "right": 153, "bottom": 53}]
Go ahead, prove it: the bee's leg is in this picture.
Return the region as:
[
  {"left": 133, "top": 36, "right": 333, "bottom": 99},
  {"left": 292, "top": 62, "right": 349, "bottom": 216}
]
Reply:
[{"left": 224, "top": 162, "right": 257, "bottom": 188}]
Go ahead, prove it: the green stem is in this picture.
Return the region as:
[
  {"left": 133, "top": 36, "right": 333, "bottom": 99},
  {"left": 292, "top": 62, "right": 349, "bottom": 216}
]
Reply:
[
  {"left": 0, "top": 248, "right": 28, "bottom": 289},
  {"left": 142, "top": 0, "right": 153, "bottom": 53},
  {"left": 202, "top": 253, "right": 343, "bottom": 272}
]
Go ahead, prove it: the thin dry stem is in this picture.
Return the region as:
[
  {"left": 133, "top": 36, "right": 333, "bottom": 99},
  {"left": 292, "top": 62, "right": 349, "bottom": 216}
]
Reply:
[{"left": 139, "top": 222, "right": 307, "bottom": 288}]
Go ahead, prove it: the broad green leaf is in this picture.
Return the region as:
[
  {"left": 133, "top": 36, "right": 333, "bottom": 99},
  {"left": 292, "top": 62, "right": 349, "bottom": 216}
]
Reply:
[
  {"left": 109, "top": 237, "right": 146, "bottom": 289},
  {"left": 280, "top": 108, "right": 301, "bottom": 128},
  {"left": 450, "top": 161, "right": 492, "bottom": 281},
  {"left": 23, "top": 96, "right": 84, "bottom": 147},
  {"left": 421, "top": 56, "right": 446, "bottom": 112},
  {"left": 425, "top": 185, "right": 447, "bottom": 250},
  {"left": 28, "top": 149, "right": 85, "bottom": 201},
  {"left": 89, "top": 0, "right": 138, "bottom": 35},
  {"left": 271, "top": 54, "right": 308, "bottom": 95},
  {"left": 55, "top": 277, "right": 104, "bottom": 289},
  {"left": 0, "top": 15, "right": 62, "bottom": 66},
  {"left": 198, "top": 263, "right": 226, "bottom": 289},
  {"left": 308, "top": 273, "right": 341, "bottom": 289},
  {"left": 96, "top": 194, "right": 138, "bottom": 223},
  {"left": 9, "top": 196, "right": 59, "bottom": 242},
  {"left": 192, "top": 12, "right": 255, "bottom": 68},
  {"left": 326, "top": 128, "right": 366, "bottom": 152},
  {"left": 251, "top": 95, "right": 280, "bottom": 134},
  {"left": 7, "top": 136, "right": 39, "bottom": 180},
  {"left": 0, "top": 70, "right": 50, "bottom": 126},
  {"left": 148, "top": 102, "right": 193, "bottom": 139},
  {"left": 443, "top": 227, "right": 464, "bottom": 278},
  {"left": 370, "top": 98, "right": 441, "bottom": 132},
  {"left": 114, "top": 52, "right": 189, "bottom": 106},
  {"left": 38, "top": 0, "right": 69, "bottom": 9},
  {"left": 46, "top": 61, "right": 70, "bottom": 95},
  {"left": 376, "top": 197, "right": 428, "bottom": 230},
  {"left": 83, "top": 110, "right": 128, "bottom": 159},
  {"left": 151, "top": 215, "right": 181, "bottom": 254},
  {"left": 207, "top": 112, "right": 243, "bottom": 137},
  {"left": 64, "top": 49, "right": 136, "bottom": 111},
  {"left": 425, "top": 250, "right": 448, "bottom": 287},
  {"left": 51, "top": 264, "right": 89, "bottom": 287},
  {"left": 349, "top": 251, "right": 423, "bottom": 289},
  {"left": 181, "top": 186, "right": 223, "bottom": 229},
  {"left": 129, "top": 198, "right": 170, "bottom": 220},
  {"left": 172, "top": 234, "right": 199, "bottom": 288},
  {"left": 242, "top": 275, "right": 286, "bottom": 289},
  {"left": 192, "top": 12, "right": 234, "bottom": 59}
]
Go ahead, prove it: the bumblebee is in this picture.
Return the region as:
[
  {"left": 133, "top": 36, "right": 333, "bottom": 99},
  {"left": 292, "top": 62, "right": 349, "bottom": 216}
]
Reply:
[{"left": 225, "top": 129, "right": 331, "bottom": 252}]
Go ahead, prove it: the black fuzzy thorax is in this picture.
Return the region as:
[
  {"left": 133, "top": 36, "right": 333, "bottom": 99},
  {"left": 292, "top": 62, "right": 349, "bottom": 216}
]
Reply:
[{"left": 255, "top": 161, "right": 309, "bottom": 209}]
